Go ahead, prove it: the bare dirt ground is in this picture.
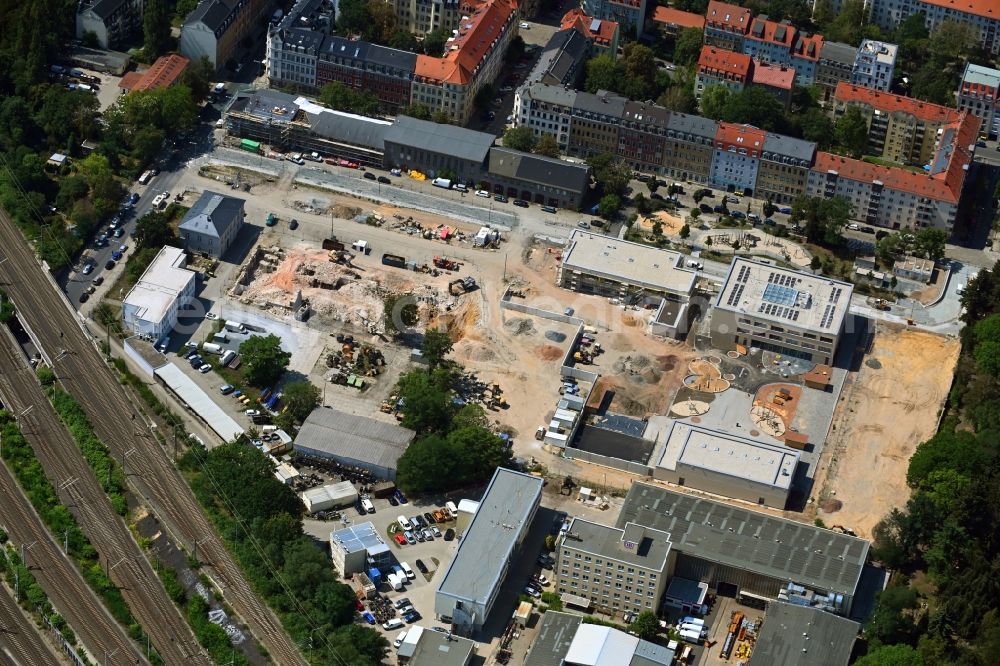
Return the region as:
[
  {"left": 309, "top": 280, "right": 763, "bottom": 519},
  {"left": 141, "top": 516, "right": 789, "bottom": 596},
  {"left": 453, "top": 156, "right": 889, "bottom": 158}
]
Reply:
[
  {"left": 634, "top": 211, "right": 686, "bottom": 236},
  {"left": 908, "top": 268, "right": 946, "bottom": 305},
  {"left": 813, "top": 325, "right": 960, "bottom": 537}
]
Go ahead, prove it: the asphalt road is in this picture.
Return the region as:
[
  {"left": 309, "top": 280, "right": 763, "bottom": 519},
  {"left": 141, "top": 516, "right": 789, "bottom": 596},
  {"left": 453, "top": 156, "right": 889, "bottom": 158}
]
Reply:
[
  {"left": 0, "top": 569, "right": 66, "bottom": 666},
  {"left": 0, "top": 327, "right": 204, "bottom": 665},
  {"left": 0, "top": 210, "right": 309, "bottom": 665}
]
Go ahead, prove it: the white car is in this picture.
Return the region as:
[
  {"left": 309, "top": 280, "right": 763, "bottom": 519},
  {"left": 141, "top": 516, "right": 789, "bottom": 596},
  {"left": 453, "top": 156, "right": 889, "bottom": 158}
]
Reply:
[
  {"left": 394, "top": 631, "right": 407, "bottom": 649},
  {"left": 519, "top": 21, "right": 529, "bottom": 28},
  {"left": 82, "top": 262, "right": 94, "bottom": 275},
  {"left": 847, "top": 223, "right": 860, "bottom": 231},
  {"left": 246, "top": 409, "right": 261, "bottom": 417},
  {"left": 475, "top": 189, "right": 490, "bottom": 198},
  {"left": 198, "top": 363, "right": 212, "bottom": 373}
]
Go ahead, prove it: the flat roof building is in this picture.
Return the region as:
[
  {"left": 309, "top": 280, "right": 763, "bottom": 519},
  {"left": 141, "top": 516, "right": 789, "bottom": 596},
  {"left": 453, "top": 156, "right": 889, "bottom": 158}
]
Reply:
[
  {"left": 401, "top": 625, "right": 477, "bottom": 666},
  {"left": 153, "top": 363, "right": 244, "bottom": 442},
  {"left": 711, "top": 257, "right": 853, "bottom": 364},
  {"left": 654, "top": 421, "right": 799, "bottom": 508},
  {"left": 559, "top": 230, "right": 696, "bottom": 301},
  {"left": 122, "top": 246, "right": 197, "bottom": 342},
  {"left": 958, "top": 62, "right": 1000, "bottom": 138},
  {"left": 435, "top": 468, "right": 543, "bottom": 635},
  {"left": 524, "top": 612, "right": 582, "bottom": 666},
  {"left": 555, "top": 518, "right": 673, "bottom": 618},
  {"left": 619, "top": 483, "right": 870, "bottom": 615},
  {"left": 749, "top": 601, "right": 860, "bottom": 666},
  {"left": 293, "top": 408, "right": 415, "bottom": 480},
  {"left": 329, "top": 521, "right": 392, "bottom": 577}
]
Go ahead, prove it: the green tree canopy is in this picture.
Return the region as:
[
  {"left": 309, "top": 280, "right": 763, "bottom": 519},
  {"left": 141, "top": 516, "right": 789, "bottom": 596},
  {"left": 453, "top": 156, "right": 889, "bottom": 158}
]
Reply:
[
  {"left": 133, "top": 210, "right": 178, "bottom": 249},
  {"left": 143, "top": 0, "right": 172, "bottom": 59},
  {"left": 790, "top": 196, "right": 849, "bottom": 246},
  {"left": 535, "top": 133, "right": 560, "bottom": 158},
  {"left": 720, "top": 86, "right": 785, "bottom": 131},
  {"left": 854, "top": 643, "right": 923, "bottom": 666},
  {"left": 835, "top": 106, "right": 870, "bottom": 157},
  {"left": 587, "top": 153, "right": 631, "bottom": 197},
  {"left": 421, "top": 327, "right": 454, "bottom": 369},
  {"left": 699, "top": 85, "right": 731, "bottom": 120},
  {"left": 628, "top": 611, "right": 660, "bottom": 640},
  {"left": 397, "top": 368, "right": 454, "bottom": 434},
  {"left": 503, "top": 126, "right": 537, "bottom": 152},
  {"left": 584, "top": 54, "right": 620, "bottom": 94},
  {"left": 281, "top": 380, "right": 321, "bottom": 423},
  {"left": 598, "top": 194, "right": 621, "bottom": 220},
  {"left": 673, "top": 28, "right": 703, "bottom": 66},
  {"left": 423, "top": 27, "right": 451, "bottom": 57},
  {"left": 238, "top": 335, "right": 291, "bottom": 387}
]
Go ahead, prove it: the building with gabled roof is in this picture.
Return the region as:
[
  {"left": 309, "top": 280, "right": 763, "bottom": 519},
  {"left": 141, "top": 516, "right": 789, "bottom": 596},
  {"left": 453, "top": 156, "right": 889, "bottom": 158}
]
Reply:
[
  {"left": 743, "top": 16, "right": 798, "bottom": 65},
  {"left": 181, "top": 0, "right": 275, "bottom": 72},
  {"left": 294, "top": 407, "right": 416, "bottom": 480},
  {"left": 815, "top": 40, "right": 857, "bottom": 101},
  {"left": 751, "top": 61, "right": 795, "bottom": 107},
  {"left": 696, "top": 45, "right": 752, "bottom": 98},
  {"left": 651, "top": 6, "right": 704, "bottom": 33},
  {"left": 581, "top": 0, "right": 646, "bottom": 37},
  {"left": 710, "top": 123, "right": 767, "bottom": 193},
  {"left": 383, "top": 114, "right": 495, "bottom": 181},
  {"left": 749, "top": 601, "right": 860, "bottom": 666},
  {"left": 526, "top": 28, "right": 592, "bottom": 88},
  {"left": 561, "top": 9, "right": 620, "bottom": 58},
  {"left": 958, "top": 62, "right": 1000, "bottom": 138},
  {"left": 119, "top": 54, "right": 190, "bottom": 93},
  {"left": 76, "top": 0, "right": 144, "bottom": 50},
  {"left": 178, "top": 191, "right": 245, "bottom": 258},
  {"left": 487, "top": 147, "right": 590, "bottom": 209},
  {"left": 869, "top": 0, "right": 1000, "bottom": 56},
  {"left": 704, "top": 0, "right": 752, "bottom": 51}
]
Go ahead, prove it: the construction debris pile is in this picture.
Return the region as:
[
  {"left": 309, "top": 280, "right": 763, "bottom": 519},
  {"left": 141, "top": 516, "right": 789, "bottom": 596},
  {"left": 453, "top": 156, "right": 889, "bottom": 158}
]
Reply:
[{"left": 325, "top": 335, "right": 386, "bottom": 390}]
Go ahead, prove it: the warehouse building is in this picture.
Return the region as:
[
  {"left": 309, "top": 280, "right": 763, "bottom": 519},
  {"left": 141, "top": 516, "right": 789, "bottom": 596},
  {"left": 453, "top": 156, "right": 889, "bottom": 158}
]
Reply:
[
  {"left": 559, "top": 230, "right": 696, "bottom": 301},
  {"left": 619, "top": 483, "right": 869, "bottom": 615},
  {"left": 524, "top": 611, "right": 674, "bottom": 666},
  {"left": 711, "top": 258, "right": 853, "bottom": 364},
  {"left": 329, "top": 521, "right": 392, "bottom": 577},
  {"left": 486, "top": 147, "right": 590, "bottom": 210},
  {"left": 383, "top": 116, "right": 496, "bottom": 184},
  {"left": 399, "top": 625, "right": 477, "bottom": 666},
  {"left": 555, "top": 518, "right": 673, "bottom": 618},
  {"left": 294, "top": 408, "right": 415, "bottom": 480},
  {"left": 121, "top": 246, "right": 196, "bottom": 341},
  {"left": 435, "top": 468, "right": 543, "bottom": 635},
  {"left": 653, "top": 421, "right": 799, "bottom": 508},
  {"left": 749, "top": 601, "right": 860, "bottom": 666},
  {"left": 300, "top": 480, "right": 358, "bottom": 514}
]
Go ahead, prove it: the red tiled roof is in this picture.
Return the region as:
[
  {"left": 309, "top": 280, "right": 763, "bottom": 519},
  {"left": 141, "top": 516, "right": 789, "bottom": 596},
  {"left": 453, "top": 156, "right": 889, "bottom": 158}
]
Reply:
[
  {"left": 746, "top": 18, "right": 797, "bottom": 48},
  {"left": 834, "top": 82, "right": 959, "bottom": 123},
  {"left": 715, "top": 122, "right": 766, "bottom": 154},
  {"left": 651, "top": 7, "right": 705, "bottom": 30},
  {"left": 918, "top": 0, "right": 998, "bottom": 20},
  {"left": 705, "top": 0, "right": 751, "bottom": 33},
  {"left": 752, "top": 62, "right": 794, "bottom": 91},
  {"left": 415, "top": 0, "right": 516, "bottom": 85},
  {"left": 698, "top": 45, "right": 751, "bottom": 80},
  {"left": 121, "top": 54, "right": 190, "bottom": 93},
  {"left": 813, "top": 112, "right": 979, "bottom": 204},
  {"left": 792, "top": 33, "right": 824, "bottom": 62},
  {"left": 560, "top": 9, "right": 618, "bottom": 46}
]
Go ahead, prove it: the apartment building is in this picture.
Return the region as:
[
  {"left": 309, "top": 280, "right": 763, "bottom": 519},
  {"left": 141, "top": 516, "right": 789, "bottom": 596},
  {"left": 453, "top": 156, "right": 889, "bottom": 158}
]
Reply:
[
  {"left": 663, "top": 112, "right": 718, "bottom": 183},
  {"left": 514, "top": 83, "right": 577, "bottom": 152},
  {"left": 815, "top": 41, "right": 857, "bottom": 101},
  {"left": 411, "top": 0, "right": 518, "bottom": 123},
  {"left": 710, "top": 123, "right": 766, "bottom": 194},
  {"left": 957, "top": 62, "right": 1000, "bottom": 138},
  {"left": 566, "top": 89, "right": 626, "bottom": 159},
  {"left": 555, "top": 518, "right": 673, "bottom": 617},
  {"left": 750, "top": 62, "right": 794, "bottom": 109},
  {"left": 393, "top": 0, "right": 462, "bottom": 35},
  {"left": 850, "top": 39, "right": 897, "bottom": 92},
  {"left": 580, "top": 0, "right": 646, "bottom": 38},
  {"left": 712, "top": 258, "right": 854, "bottom": 364},
  {"left": 318, "top": 38, "right": 417, "bottom": 112},
  {"left": 695, "top": 45, "right": 752, "bottom": 99},
  {"left": 560, "top": 9, "right": 620, "bottom": 59},
  {"left": 742, "top": 16, "right": 797, "bottom": 66},
  {"left": 755, "top": 133, "right": 816, "bottom": 204},
  {"left": 524, "top": 28, "right": 591, "bottom": 88},
  {"left": 76, "top": 0, "right": 144, "bottom": 50},
  {"left": 651, "top": 7, "right": 705, "bottom": 35},
  {"left": 831, "top": 83, "right": 959, "bottom": 166},
  {"left": 620, "top": 101, "right": 670, "bottom": 174},
  {"left": 789, "top": 32, "right": 823, "bottom": 86},
  {"left": 869, "top": 0, "right": 1000, "bottom": 55},
  {"left": 181, "top": 0, "right": 274, "bottom": 72},
  {"left": 704, "top": 0, "right": 751, "bottom": 51}
]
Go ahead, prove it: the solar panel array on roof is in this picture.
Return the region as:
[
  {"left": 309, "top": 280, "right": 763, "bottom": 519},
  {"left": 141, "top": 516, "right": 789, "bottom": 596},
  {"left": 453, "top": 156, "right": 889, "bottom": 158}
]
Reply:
[
  {"left": 820, "top": 303, "right": 837, "bottom": 328},
  {"left": 727, "top": 284, "right": 746, "bottom": 306},
  {"left": 590, "top": 18, "right": 601, "bottom": 32}
]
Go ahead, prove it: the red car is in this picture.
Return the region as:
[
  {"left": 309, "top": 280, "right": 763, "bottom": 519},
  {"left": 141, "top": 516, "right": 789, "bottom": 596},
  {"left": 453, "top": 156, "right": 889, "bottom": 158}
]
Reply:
[
  {"left": 355, "top": 599, "right": 365, "bottom": 611},
  {"left": 394, "top": 533, "right": 407, "bottom": 546}
]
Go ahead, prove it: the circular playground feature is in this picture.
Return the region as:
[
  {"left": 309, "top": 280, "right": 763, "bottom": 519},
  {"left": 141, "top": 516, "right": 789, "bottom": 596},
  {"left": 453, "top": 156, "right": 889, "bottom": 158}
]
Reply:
[
  {"left": 670, "top": 399, "right": 711, "bottom": 417},
  {"left": 723, "top": 373, "right": 736, "bottom": 381},
  {"left": 750, "top": 405, "right": 786, "bottom": 438},
  {"left": 688, "top": 359, "right": 721, "bottom": 377},
  {"left": 727, "top": 351, "right": 741, "bottom": 359},
  {"left": 683, "top": 374, "right": 731, "bottom": 392},
  {"left": 705, "top": 355, "right": 723, "bottom": 365}
]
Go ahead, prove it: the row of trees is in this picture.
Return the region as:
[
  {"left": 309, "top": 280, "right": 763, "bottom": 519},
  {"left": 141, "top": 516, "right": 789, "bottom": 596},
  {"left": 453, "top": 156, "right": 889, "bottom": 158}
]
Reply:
[
  {"left": 502, "top": 127, "right": 560, "bottom": 157},
  {"left": 858, "top": 264, "right": 1000, "bottom": 664}
]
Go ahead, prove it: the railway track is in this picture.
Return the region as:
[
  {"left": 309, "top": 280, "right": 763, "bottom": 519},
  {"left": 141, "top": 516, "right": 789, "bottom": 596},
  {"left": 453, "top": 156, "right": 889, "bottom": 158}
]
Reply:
[
  {"left": 0, "top": 456, "right": 135, "bottom": 666},
  {"left": 0, "top": 329, "right": 207, "bottom": 666},
  {"left": 0, "top": 212, "right": 307, "bottom": 664},
  {"left": 0, "top": 557, "right": 68, "bottom": 665}
]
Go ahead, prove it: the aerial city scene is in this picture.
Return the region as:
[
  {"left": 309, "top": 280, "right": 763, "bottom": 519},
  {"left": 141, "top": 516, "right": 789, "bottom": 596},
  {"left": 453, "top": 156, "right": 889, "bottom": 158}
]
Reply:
[{"left": 0, "top": 0, "right": 998, "bottom": 663}]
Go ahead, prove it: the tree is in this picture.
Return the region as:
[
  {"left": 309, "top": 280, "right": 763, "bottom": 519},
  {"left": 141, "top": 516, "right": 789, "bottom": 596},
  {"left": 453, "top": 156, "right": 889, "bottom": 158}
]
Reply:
[
  {"left": 421, "top": 328, "right": 453, "bottom": 369},
  {"left": 721, "top": 86, "right": 785, "bottom": 131},
  {"left": 587, "top": 153, "right": 631, "bottom": 197},
  {"left": 914, "top": 228, "right": 947, "bottom": 261},
  {"left": 598, "top": 194, "right": 621, "bottom": 220},
  {"left": 629, "top": 611, "right": 660, "bottom": 640},
  {"left": 876, "top": 232, "right": 905, "bottom": 264},
  {"left": 397, "top": 368, "right": 453, "bottom": 434},
  {"left": 423, "top": 27, "right": 451, "bottom": 57},
  {"left": 679, "top": 223, "right": 691, "bottom": 239},
  {"left": 810, "top": 255, "right": 822, "bottom": 270},
  {"left": 821, "top": 0, "right": 866, "bottom": 44},
  {"left": 535, "top": 133, "right": 560, "bottom": 158},
  {"left": 621, "top": 43, "right": 657, "bottom": 100},
  {"left": 790, "top": 196, "right": 849, "bottom": 246},
  {"left": 399, "top": 104, "right": 432, "bottom": 120},
  {"left": 929, "top": 20, "right": 976, "bottom": 61},
  {"left": 699, "top": 85, "right": 731, "bottom": 120},
  {"left": 134, "top": 210, "right": 177, "bottom": 249},
  {"left": 282, "top": 381, "right": 321, "bottom": 423},
  {"left": 143, "top": 0, "right": 172, "bottom": 59},
  {"left": 238, "top": 335, "right": 291, "bottom": 387},
  {"left": 853, "top": 644, "right": 923, "bottom": 666},
  {"left": 800, "top": 108, "right": 835, "bottom": 147},
  {"left": 866, "top": 586, "right": 920, "bottom": 647},
  {"left": 474, "top": 84, "right": 496, "bottom": 111},
  {"left": 502, "top": 126, "right": 536, "bottom": 152},
  {"left": 673, "top": 28, "right": 703, "bottom": 66},
  {"left": 584, "top": 54, "right": 621, "bottom": 94},
  {"left": 689, "top": 207, "right": 701, "bottom": 223},
  {"left": 657, "top": 85, "right": 697, "bottom": 113},
  {"left": 368, "top": 0, "right": 397, "bottom": 44},
  {"left": 338, "top": 0, "right": 374, "bottom": 37},
  {"left": 835, "top": 107, "right": 869, "bottom": 158},
  {"left": 389, "top": 30, "right": 419, "bottom": 52}
]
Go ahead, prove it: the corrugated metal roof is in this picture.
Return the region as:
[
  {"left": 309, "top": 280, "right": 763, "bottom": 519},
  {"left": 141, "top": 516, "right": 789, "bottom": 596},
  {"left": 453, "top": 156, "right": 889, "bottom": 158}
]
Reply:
[
  {"left": 154, "top": 363, "right": 244, "bottom": 442},
  {"left": 384, "top": 116, "right": 495, "bottom": 164},
  {"left": 524, "top": 612, "right": 582, "bottom": 666},
  {"left": 488, "top": 147, "right": 589, "bottom": 192},
  {"left": 294, "top": 408, "right": 414, "bottom": 469},
  {"left": 749, "top": 602, "right": 859, "bottom": 666}
]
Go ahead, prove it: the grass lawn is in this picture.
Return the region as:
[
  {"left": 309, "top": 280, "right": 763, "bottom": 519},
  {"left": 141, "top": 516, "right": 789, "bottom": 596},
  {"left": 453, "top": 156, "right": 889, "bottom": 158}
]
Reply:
[{"left": 862, "top": 155, "right": 926, "bottom": 173}]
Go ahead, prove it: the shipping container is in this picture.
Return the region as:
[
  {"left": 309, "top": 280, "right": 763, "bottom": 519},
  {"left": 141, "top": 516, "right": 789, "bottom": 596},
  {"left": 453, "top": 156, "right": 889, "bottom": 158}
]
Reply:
[
  {"left": 382, "top": 253, "right": 406, "bottom": 268},
  {"left": 240, "top": 139, "right": 262, "bottom": 154}
]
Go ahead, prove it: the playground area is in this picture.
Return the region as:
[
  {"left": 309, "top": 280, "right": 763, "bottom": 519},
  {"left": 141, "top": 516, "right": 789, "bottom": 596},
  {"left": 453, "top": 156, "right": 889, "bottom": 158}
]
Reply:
[{"left": 634, "top": 211, "right": 687, "bottom": 236}]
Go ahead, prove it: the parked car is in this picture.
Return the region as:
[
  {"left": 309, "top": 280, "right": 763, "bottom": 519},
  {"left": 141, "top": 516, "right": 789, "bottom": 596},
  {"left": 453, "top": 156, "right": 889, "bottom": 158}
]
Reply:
[
  {"left": 362, "top": 612, "right": 376, "bottom": 625},
  {"left": 364, "top": 172, "right": 377, "bottom": 180},
  {"left": 541, "top": 205, "right": 557, "bottom": 213},
  {"left": 220, "top": 384, "right": 234, "bottom": 394},
  {"left": 378, "top": 176, "right": 391, "bottom": 184},
  {"left": 421, "top": 528, "right": 433, "bottom": 541},
  {"left": 111, "top": 250, "right": 122, "bottom": 261},
  {"left": 104, "top": 259, "right": 116, "bottom": 270},
  {"left": 79, "top": 292, "right": 90, "bottom": 303},
  {"left": 113, "top": 227, "right": 124, "bottom": 238},
  {"left": 129, "top": 192, "right": 140, "bottom": 205},
  {"left": 394, "top": 533, "right": 407, "bottom": 546},
  {"left": 577, "top": 220, "right": 590, "bottom": 228},
  {"left": 205, "top": 312, "right": 218, "bottom": 320},
  {"left": 778, "top": 206, "right": 792, "bottom": 214},
  {"left": 403, "top": 611, "right": 421, "bottom": 623},
  {"left": 93, "top": 275, "right": 104, "bottom": 286},
  {"left": 389, "top": 495, "right": 399, "bottom": 506},
  {"left": 246, "top": 409, "right": 261, "bottom": 417},
  {"left": 475, "top": 189, "right": 490, "bottom": 198},
  {"left": 423, "top": 512, "right": 435, "bottom": 524},
  {"left": 415, "top": 559, "right": 428, "bottom": 574},
  {"left": 730, "top": 211, "right": 745, "bottom": 219},
  {"left": 523, "top": 586, "right": 541, "bottom": 598},
  {"left": 494, "top": 194, "right": 508, "bottom": 203},
  {"left": 415, "top": 531, "right": 425, "bottom": 542},
  {"left": 444, "top": 528, "right": 455, "bottom": 541},
  {"left": 431, "top": 526, "right": 441, "bottom": 538},
  {"left": 699, "top": 203, "right": 712, "bottom": 213},
  {"left": 403, "top": 531, "right": 416, "bottom": 544},
  {"left": 394, "top": 631, "right": 407, "bottom": 648},
  {"left": 199, "top": 364, "right": 212, "bottom": 373},
  {"left": 394, "top": 598, "right": 412, "bottom": 609},
  {"left": 82, "top": 262, "right": 94, "bottom": 275},
  {"left": 513, "top": 199, "right": 529, "bottom": 207},
  {"left": 847, "top": 223, "right": 860, "bottom": 231},
  {"left": 395, "top": 490, "right": 408, "bottom": 504}
]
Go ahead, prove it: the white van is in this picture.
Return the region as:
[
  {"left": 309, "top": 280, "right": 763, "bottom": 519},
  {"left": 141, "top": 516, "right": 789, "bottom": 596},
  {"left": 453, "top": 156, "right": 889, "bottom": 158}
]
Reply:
[
  {"left": 361, "top": 497, "right": 375, "bottom": 513},
  {"left": 383, "top": 618, "right": 404, "bottom": 631},
  {"left": 397, "top": 515, "right": 412, "bottom": 531},
  {"left": 445, "top": 501, "right": 458, "bottom": 518},
  {"left": 400, "top": 562, "right": 415, "bottom": 580}
]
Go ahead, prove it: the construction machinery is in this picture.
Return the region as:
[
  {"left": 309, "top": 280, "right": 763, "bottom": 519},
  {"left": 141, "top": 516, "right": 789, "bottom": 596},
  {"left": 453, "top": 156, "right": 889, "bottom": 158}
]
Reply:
[
  {"left": 573, "top": 350, "right": 593, "bottom": 364},
  {"left": 449, "top": 276, "right": 478, "bottom": 295},
  {"left": 434, "top": 256, "right": 459, "bottom": 271}
]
